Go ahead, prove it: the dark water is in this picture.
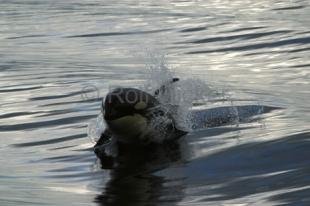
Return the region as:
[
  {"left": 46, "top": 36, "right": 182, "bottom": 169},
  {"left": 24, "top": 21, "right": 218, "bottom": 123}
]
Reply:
[{"left": 0, "top": 0, "right": 309, "bottom": 205}]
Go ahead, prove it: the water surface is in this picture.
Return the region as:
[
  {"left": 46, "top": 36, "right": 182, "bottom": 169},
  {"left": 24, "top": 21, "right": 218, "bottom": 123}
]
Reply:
[{"left": 0, "top": 0, "right": 309, "bottom": 205}]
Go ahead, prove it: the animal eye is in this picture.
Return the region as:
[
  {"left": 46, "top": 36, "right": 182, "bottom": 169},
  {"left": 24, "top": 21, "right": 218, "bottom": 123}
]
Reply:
[{"left": 134, "top": 101, "right": 147, "bottom": 110}]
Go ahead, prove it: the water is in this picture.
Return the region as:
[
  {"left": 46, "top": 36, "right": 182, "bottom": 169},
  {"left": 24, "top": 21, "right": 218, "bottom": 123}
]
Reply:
[{"left": 0, "top": 0, "right": 309, "bottom": 205}]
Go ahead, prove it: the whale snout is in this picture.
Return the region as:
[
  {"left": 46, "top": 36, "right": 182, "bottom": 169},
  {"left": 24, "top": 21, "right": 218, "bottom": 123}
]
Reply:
[{"left": 103, "top": 88, "right": 159, "bottom": 121}]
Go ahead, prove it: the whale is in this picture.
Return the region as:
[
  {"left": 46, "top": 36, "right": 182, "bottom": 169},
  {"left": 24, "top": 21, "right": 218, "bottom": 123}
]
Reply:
[
  {"left": 94, "top": 78, "right": 187, "bottom": 160},
  {"left": 93, "top": 78, "right": 280, "bottom": 166}
]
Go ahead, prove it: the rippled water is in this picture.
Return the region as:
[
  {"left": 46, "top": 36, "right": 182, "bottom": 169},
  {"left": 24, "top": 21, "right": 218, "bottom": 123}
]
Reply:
[{"left": 1, "top": 0, "right": 309, "bottom": 205}]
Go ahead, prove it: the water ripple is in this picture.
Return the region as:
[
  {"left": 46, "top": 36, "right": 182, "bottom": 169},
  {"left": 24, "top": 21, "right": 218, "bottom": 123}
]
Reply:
[
  {"left": 0, "top": 115, "right": 95, "bottom": 131},
  {"left": 7, "top": 34, "right": 47, "bottom": 40},
  {"left": 12, "top": 133, "right": 86, "bottom": 147},
  {"left": 272, "top": 6, "right": 306, "bottom": 11},
  {"left": 186, "top": 30, "right": 291, "bottom": 44},
  {"left": 187, "top": 36, "right": 310, "bottom": 53},
  {"left": 0, "top": 86, "right": 44, "bottom": 93},
  {"left": 66, "top": 29, "right": 171, "bottom": 38}
]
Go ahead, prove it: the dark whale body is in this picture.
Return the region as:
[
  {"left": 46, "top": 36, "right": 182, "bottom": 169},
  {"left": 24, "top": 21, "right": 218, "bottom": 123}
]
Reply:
[
  {"left": 93, "top": 79, "right": 280, "bottom": 167},
  {"left": 94, "top": 79, "right": 188, "bottom": 163}
]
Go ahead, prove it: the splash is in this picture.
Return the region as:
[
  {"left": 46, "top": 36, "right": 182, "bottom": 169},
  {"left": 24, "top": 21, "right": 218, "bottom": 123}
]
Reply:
[
  {"left": 141, "top": 58, "right": 220, "bottom": 132},
  {"left": 87, "top": 112, "right": 105, "bottom": 143},
  {"left": 87, "top": 56, "right": 222, "bottom": 143}
]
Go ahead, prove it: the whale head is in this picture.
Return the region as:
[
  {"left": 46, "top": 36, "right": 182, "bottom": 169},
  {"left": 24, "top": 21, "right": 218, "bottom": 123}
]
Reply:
[{"left": 103, "top": 88, "right": 160, "bottom": 143}]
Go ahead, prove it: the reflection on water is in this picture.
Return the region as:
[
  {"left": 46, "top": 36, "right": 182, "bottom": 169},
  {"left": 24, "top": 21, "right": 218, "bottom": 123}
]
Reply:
[
  {"left": 0, "top": 0, "right": 309, "bottom": 205},
  {"left": 182, "top": 131, "right": 310, "bottom": 205},
  {"left": 95, "top": 141, "right": 185, "bottom": 206}
]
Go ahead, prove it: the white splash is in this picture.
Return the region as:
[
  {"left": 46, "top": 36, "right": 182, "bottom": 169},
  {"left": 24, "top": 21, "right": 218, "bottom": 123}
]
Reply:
[
  {"left": 87, "top": 112, "right": 105, "bottom": 143},
  {"left": 87, "top": 55, "right": 221, "bottom": 143},
  {"left": 141, "top": 58, "right": 219, "bottom": 132}
]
